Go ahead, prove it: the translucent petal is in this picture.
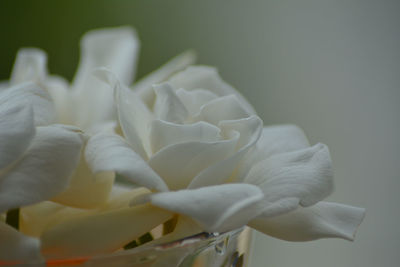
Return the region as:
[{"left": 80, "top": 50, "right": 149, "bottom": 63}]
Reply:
[
  {"left": 40, "top": 204, "right": 172, "bottom": 259},
  {"left": 249, "top": 202, "right": 366, "bottom": 241}
]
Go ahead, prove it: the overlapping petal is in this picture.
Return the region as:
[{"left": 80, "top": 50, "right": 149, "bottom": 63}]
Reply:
[
  {"left": 0, "top": 104, "right": 34, "bottom": 171},
  {"left": 149, "top": 184, "right": 264, "bottom": 232},
  {"left": 168, "top": 66, "right": 256, "bottom": 115},
  {"left": 85, "top": 133, "right": 168, "bottom": 192},
  {"left": 237, "top": 124, "right": 310, "bottom": 180},
  {"left": 0, "top": 125, "right": 84, "bottom": 213},
  {"left": 134, "top": 50, "right": 197, "bottom": 107},
  {"left": 249, "top": 202, "right": 366, "bottom": 241},
  {"left": 244, "top": 143, "right": 334, "bottom": 217},
  {"left": 153, "top": 83, "right": 188, "bottom": 124},
  {"left": 0, "top": 82, "right": 55, "bottom": 126}
]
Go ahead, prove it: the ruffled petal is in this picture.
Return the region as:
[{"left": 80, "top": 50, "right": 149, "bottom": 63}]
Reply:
[
  {"left": 0, "top": 82, "right": 55, "bottom": 126},
  {"left": 168, "top": 66, "right": 256, "bottom": 115},
  {"left": 188, "top": 116, "right": 263, "bottom": 188},
  {"left": 40, "top": 204, "right": 172, "bottom": 259},
  {"left": 85, "top": 133, "right": 168, "bottom": 192},
  {"left": 249, "top": 202, "right": 366, "bottom": 241},
  {"left": 237, "top": 124, "right": 310, "bottom": 181},
  {"left": 193, "top": 95, "right": 250, "bottom": 125},
  {"left": 176, "top": 88, "right": 218, "bottom": 117},
  {"left": 149, "top": 133, "right": 239, "bottom": 190},
  {"left": 0, "top": 125, "right": 84, "bottom": 213},
  {"left": 0, "top": 104, "right": 34, "bottom": 171},
  {"left": 149, "top": 119, "right": 221, "bottom": 154},
  {"left": 153, "top": 83, "right": 188, "bottom": 124},
  {"left": 244, "top": 143, "right": 334, "bottom": 216},
  {"left": 0, "top": 222, "right": 42, "bottom": 262},
  {"left": 96, "top": 69, "right": 153, "bottom": 159},
  {"left": 10, "top": 48, "right": 47, "bottom": 86},
  {"left": 149, "top": 184, "right": 264, "bottom": 232},
  {"left": 133, "top": 50, "right": 196, "bottom": 107}
]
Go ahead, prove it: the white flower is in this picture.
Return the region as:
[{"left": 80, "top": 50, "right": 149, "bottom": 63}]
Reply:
[
  {"left": 0, "top": 26, "right": 364, "bottom": 261},
  {"left": 0, "top": 82, "right": 84, "bottom": 261}
]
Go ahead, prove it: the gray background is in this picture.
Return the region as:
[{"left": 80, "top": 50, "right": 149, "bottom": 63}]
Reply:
[{"left": 1, "top": 1, "right": 399, "bottom": 266}]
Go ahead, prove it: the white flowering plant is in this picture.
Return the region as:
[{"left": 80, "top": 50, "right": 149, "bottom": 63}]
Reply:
[{"left": 0, "top": 27, "right": 365, "bottom": 264}]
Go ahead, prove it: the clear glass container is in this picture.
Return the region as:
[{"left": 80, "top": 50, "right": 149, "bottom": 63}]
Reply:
[{"left": 9, "top": 227, "right": 252, "bottom": 267}]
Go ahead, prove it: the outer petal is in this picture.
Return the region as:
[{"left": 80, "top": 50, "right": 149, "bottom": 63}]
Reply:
[
  {"left": 0, "top": 104, "right": 34, "bottom": 171},
  {"left": 0, "top": 222, "right": 43, "bottom": 262},
  {"left": 71, "top": 27, "right": 139, "bottom": 132},
  {"left": 244, "top": 143, "right": 334, "bottom": 216},
  {"left": 0, "top": 125, "right": 84, "bottom": 213},
  {"left": 72, "top": 26, "right": 139, "bottom": 89},
  {"left": 0, "top": 82, "right": 55, "bottom": 126},
  {"left": 149, "top": 133, "right": 239, "bottom": 190},
  {"left": 40, "top": 204, "right": 172, "bottom": 259},
  {"left": 249, "top": 202, "right": 366, "bottom": 241},
  {"left": 96, "top": 69, "right": 153, "bottom": 159},
  {"left": 237, "top": 124, "right": 310, "bottom": 181},
  {"left": 153, "top": 83, "right": 188, "bottom": 124},
  {"left": 133, "top": 50, "right": 196, "bottom": 107},
  {"left": 188, "top": 116, "right": 263, "bottom": 188},
  {"left": 168, "top": 66, "right": 256, "bottom": 115},
  {"left": 149, "top": 184, "right": 264, "bottom": 232},
  {"left": 10, "top": 48, "right": 47, "bottom": 86},
  {"left": 85, "top": 133, "right": 168, "bottom": 192},
  {"left": 149, "top": 119, "right": 221, "bottom": 154}
]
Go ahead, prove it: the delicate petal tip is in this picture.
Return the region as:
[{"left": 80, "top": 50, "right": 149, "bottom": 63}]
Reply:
[{"left": 10, "top": 48, "right": 47, "bottom": 85}]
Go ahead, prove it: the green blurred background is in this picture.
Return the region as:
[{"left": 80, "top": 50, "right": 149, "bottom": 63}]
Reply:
[{"left": 1, "top": 1, "right": 400, "bottom": 266}]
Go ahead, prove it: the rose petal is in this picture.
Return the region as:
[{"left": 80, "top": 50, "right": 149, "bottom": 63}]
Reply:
[
  {"left": 40, "top": 204, "right": 172, "bottom": 259},
  {"left": 188, "top": 115, "right": 263, "bottom": 188},
  {"left": 70, "top": 27, "right": 139, "bottom": 132},
  {"left": 10, "top": 48, "right": 47, "bottom": 86},
  {"left": 149, "top": 132, "right": 239, "bottom": 190},
  {"left": 133, "top": 50, "right": 196, "bottom": 107},
  {"left": 249, "top": 202, "right": 366, "bottom": 241},
  {"left": 237, "top": 124, "right": 310, "bottom": 181},
  {"left": 176, "top": 88, "right": 218, "bottom": 118},
  {"left": 244, "top": 143, "right": 334, "bottom": 214},
  {"left": 96, "top": 69, "right": 153, "bottom": 158},
  {"left": 168, "top": 66, "right": 256, "bottom": 114},
  {"left": 72, "top": 26, "right": 139, "bottom": 89},
  {"left": 149, "top": 184, "right": 264, "bottom": 232},
  {"left": 85, "top": 133, "right": 168, "bottom": 192},
  {"left": 0, "top": 125, "right": 84, "bottom": 213},
  {"left": 193, "top": 95, "right": 250, "bottom": 125},
  {"left": 153, "top": 83, "right": 188, "bottom": 123},
  {"left": 0, "top": 104, "right": 34, "bottom": 171},
  {"left": 0, "top": 82, "right": 55, "bottom": 126},
  {"left": 0, "top": 222, "right": 43, "bottom": 262},
  {"left": 149, "top": 119, "right": 221, "bottom": 154}
]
